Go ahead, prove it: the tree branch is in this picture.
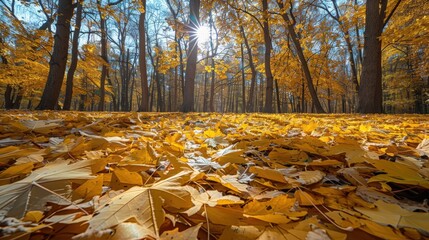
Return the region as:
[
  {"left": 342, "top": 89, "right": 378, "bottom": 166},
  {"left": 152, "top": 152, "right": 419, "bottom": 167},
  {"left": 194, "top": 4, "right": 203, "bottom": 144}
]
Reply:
[
  {"left": 227, "top": 0, "right": 264, "bottom": 31},
  {"left": 383, "top": 0, "right": 402, "bottom": 30}
]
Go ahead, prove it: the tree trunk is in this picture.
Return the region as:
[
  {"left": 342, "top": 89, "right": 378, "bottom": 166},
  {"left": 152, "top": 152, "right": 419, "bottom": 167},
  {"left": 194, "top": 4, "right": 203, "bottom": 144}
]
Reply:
[
  {"left": 4, "top": 85, "right": 15, "bottom": 109},
  {"left": 262, "top": 0, "right": 274, "bottom": 113},
  {"left": 149, "top": 72, "right": 155, "bottom": 111},
  {"left": 173, "top": 55, "right": 178, "bottom": 111},
  {"left": 240, "top": 26, "right": 257, "bottom": 112},
  {"left": 121, "top": 48, "right": 130, "bottom": 111},
  {"left": 209, "top": 10, "right": 216, "bottom": 112},
  {"left": 4, "top": 85, "right": 12, "bottom": 109},
  {"left": 129, "top": 67, "right": 136, "bottom": 110},
  {"left": 203, "top": 51, "right": 209, "bottom": 112},
  {"left": 275, "top": 79, "right": 281, "bottom": 113},
  {"left": 36, "top": 0, "right": 74, "bottom": 110},
  {"left": 12, "top": 87, "right": 23, "bottom": 109},
  {"left": 139, "top": 0, "right": 149, "bottom": 111},
  {"left": 327, "top": 87, "right": 332, "bottom": 113},
  {"left": 178, "top": 39, "right": 185, "bottom": 104},
  {"left": 277, "top": 1, "right": 325, "bottom": 113},
  {"left": 240, "top": 43, "right": 246, "bottom": 112},
  {"left": 183, "top": 0, "right": 200, "bottom": 112},
  {"left": 63, "top": 1, "right": 82, "bottom": 110},
  {"left": 354, "top": 0, "right": 363, "bottom": 66},
  {"left": 97, "top": 0, "right": 109, "bottom": 111},
  {"left": 301, "top": 79, "right": 305, "bottom": 112},
  {"left": 156, "top": 65, "right": 164, "bottom": 112},
  {"left": 0, "top": 37, "right": 18, "bottom": 110},
  {"left": 358, "top": 0, "right": 387, "bottom": 113},
  {"left": 166, "top": 0, "right": 183, "bottom": 110}
]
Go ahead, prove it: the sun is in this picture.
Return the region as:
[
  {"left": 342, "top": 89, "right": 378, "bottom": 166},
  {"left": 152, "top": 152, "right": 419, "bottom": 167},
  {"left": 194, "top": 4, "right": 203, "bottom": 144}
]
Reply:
[{"left": 195, "top": 25, "right": 210, "bottom": 45}]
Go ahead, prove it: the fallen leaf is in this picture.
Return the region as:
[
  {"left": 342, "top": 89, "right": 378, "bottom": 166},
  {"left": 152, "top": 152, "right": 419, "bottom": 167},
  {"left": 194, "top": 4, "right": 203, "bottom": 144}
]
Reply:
[
  {"left": 205, "top": 174, "right": 248, "bottom": 193},
  {"left": 0, "top": 159, "right": 95, "bottom": 218},
  {"left": 367, "top": 159, "right": 429, "bottom": 188},
  {"left": 160, "top": 222, "right": 202, "bottom": 240},
  {"left": 244, "top": 194, "right": 307, "bottom": 223},
  {"left": 355, "top": 200, "right": 429, "bottom": 234},
  {"left": 219, "top": 225, "right": 263, "bottom": 240},
  {"left": 77, "top": 171, "right": 193, "bottom": 238},
  {"left": 249, "top": 166, "right": 289, "bottom": 183},
  {"left": 110, "top": 167, "right": 143, "bottom": 190},
  {"left": 294, "top": 190, "right": 324, "bottom": 206},
  {"left": 292, "top": 170, "right": 325, "bottom": 185},
  {"left": 185, "top": 187, "right": 243, "bottom": 216},
  {"left": 22, "top": 210, "right": 44, "bottom": 223},
  {"left": 111, "top": 222, "right": 153, "bottom": 240},
  {"left": 0, "top": 162, "right": 34, "bottom": 184},
  {"left": 73, "top": 174, "right": 104, "bottom": 201}
]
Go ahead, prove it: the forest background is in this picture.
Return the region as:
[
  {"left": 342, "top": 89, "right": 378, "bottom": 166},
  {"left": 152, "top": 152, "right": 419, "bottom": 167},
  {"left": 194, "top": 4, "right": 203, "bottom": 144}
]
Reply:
[{"left": 0, "top": 0, "right": 428, "bottom": 114}]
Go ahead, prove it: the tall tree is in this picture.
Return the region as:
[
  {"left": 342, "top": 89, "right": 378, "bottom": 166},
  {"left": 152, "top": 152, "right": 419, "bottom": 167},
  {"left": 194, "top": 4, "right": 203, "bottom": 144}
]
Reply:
[
  {"left": 97, "top": 0, "right": 109, "bottom": 111},
  {"left": 239, "top": 25, "right": 257, "bottom": 112},
  {"left": 139, "top": 0, "right": 149, "bottom": 111},
  {"left": 37, "top": 0, "right": 74, "bottom": 110},
  {"left": 358, "top": 0, "right": 402, "bottom": 113},
  {"left": 208, "top": 10, "right": 217, "bottom": 112},
  {"left": 183, "top": 0, "right": 200, "bottom": 112},
  {"left": 166, "top": 0, "right": 185, "bottom": 111},
  {"left": 64, "top": 0, "right": 83, "bottom": 110},
  {"left": 277, "top": 0, "right": 325, "bottom": 113},
  {"left": 314, "top": 0, "right": 360, "bottom": 94},
  {"left": 261, "top": 0, "right": 274, "bottom": 113}
]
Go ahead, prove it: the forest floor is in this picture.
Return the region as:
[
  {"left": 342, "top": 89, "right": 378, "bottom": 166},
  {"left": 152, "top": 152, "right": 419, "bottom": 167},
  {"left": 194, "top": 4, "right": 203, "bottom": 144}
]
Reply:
[{"left": 0, "top": 111, "right": 428, "bottom": 240}]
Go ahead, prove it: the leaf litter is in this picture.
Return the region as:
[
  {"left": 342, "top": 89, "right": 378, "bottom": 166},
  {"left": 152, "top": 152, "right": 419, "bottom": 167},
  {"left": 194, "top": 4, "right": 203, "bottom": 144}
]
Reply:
[{"left": 0, "top": 111, "right": 428, "bottom": 239}]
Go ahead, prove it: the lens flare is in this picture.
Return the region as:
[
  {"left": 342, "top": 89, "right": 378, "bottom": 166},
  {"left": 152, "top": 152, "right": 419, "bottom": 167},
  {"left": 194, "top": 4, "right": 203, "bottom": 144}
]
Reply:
[{"left": 195, "top": 25, "right": 210, "bottom": 45}]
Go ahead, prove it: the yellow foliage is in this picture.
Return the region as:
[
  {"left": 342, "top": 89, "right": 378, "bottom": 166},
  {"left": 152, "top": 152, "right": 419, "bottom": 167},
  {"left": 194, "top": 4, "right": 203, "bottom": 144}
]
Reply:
[{"left": 0, "top": 107, "right": 428, "bottom": 239}]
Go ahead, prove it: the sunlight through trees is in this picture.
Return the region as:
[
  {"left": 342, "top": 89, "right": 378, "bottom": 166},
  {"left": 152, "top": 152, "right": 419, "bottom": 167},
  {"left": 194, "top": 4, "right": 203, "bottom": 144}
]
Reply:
[{"left": 0, "top": 0, "right": 427, "bottom": 113}]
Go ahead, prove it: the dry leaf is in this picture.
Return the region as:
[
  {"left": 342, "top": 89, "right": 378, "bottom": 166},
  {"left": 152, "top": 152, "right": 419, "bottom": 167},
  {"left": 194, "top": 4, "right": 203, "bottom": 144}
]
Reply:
[
  {"left": 0, "top": 159, "right": 95, "bottom": 218},
  {"left": 355, "top": 200, "right": 429, "bottom": 235},
  {"left": 160, "top": 223, "right": 202, "bottom": 240},
  {"left": 0, "top": 112, "right": 428, "bottom": 239},
  {"left": 77, "top": 171, "right": 193, "bottom": 238}
]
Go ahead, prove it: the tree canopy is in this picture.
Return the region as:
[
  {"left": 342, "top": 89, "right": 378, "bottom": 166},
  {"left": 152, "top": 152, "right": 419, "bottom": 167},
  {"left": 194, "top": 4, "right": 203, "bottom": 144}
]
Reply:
[{"left": 0, "top": 0, "right": 428, "bottom": 113}]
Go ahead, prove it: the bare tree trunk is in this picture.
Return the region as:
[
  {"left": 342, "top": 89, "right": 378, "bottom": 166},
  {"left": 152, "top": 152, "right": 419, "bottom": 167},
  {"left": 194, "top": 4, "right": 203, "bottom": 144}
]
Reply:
[
  {"left": 149, "top": 72, "right": 155, "bottom": 111},
  {"left": 173, "top": 57, "right": 178, "bottom": 111},
  {"left": 139, "top": 0, "right": 149, "bottom": 111},
  {"left": 239, "top": 26, "right": 257, "bottom": 112},
  {"left": 327, "top": 87, "right": 332, "bottom": 113},
  {"left": 121, "top": 48, "right": 131, "bottom": 111},
  {"left": 2, "top": 35, "right": 23, "bottom": 110},
  {"left": 64, "top": 1, "right": 82, "bottom": 110},
  {"left": 178, "top": 39, "right": 185, "bottom": 103},
  {"left": 259, "top": 74, "right": 264, "bottom": 111},
  {"left": 183, "top": 0, "right": 200, "bottom": 112},
  {"left": 37, "top": 0, "right": 74, "bottom": 110},
  {"left": 156, "top": 60, "right": 164, "bottom": 112},
  {"left": 354, "top": 0, "right": 363, "bottom": 66},
  {"left": 208, "top": 10, "right": 216, "bottom": 112},
  {"left": 358, "top": 0, "right": 387, "bottom": 113},
  {"left": 5, "top": 85, "right": 22, "bottom": 109},
  {"left": 275, "top": 79, "right": 281, "bottom": 113},
  {"left": 301, "top": 80, "right": 305, "bottom": 113},
  {"left": 165, "top": 0, "right": 183, "bottom": 110},
  {"left": 97, "top": 0, "right": 108, "bottom": 111},
  {"left": 240, "top": 43, "right": 246, "bottom": 112},
  {"left": 203, "top": 51, "right": 209, "bottom": 112},
  {"left": 262, "top": 0, "right": 274, "bottom": 113}
]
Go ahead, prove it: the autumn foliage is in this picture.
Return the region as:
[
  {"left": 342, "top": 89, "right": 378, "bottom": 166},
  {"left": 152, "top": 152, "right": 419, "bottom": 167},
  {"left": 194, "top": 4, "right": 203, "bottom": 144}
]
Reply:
[
  {"left": 0, "top": 111, "right": 428, "bottom": 239},
  {"left": 1, "top": 0, "right": 428, "bottom": 113}
]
